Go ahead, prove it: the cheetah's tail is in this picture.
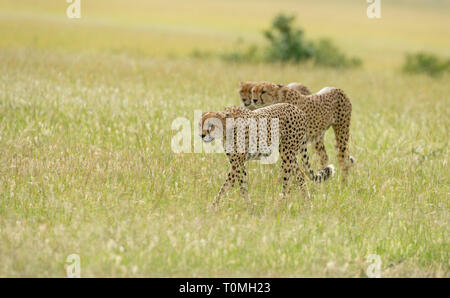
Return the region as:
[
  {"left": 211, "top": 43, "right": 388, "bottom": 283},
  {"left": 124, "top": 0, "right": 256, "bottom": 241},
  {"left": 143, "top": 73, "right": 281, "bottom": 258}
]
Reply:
[
  {"left": 299, "top": 140, "right": 335, "bottom": 183},
  {"left": 303, "top": 160, "right": 335, "bottom": 183},
  {"left": 309, "top": 164, "right": 335, "bottom": 183}
]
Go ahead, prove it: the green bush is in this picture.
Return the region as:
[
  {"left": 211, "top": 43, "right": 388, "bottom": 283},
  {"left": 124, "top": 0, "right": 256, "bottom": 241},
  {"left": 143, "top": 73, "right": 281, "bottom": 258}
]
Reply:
[
  {"left": 193, "top": 13, "right": 363, "bottom": 69},
  {"left": 402, "top": 52, "right": 450, "bottom": 77},
  {"left": 263, "top": 14, "right": 315, "bottom": 63},
  {"left": 261, "top": 14, "right": 361, "bottom": 68}
]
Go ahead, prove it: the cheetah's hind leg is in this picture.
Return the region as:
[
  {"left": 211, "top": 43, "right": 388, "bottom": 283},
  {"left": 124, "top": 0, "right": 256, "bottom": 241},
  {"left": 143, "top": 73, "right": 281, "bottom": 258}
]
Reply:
[{"left": 314, "top": 137, "right": 329, "bottom": 168}]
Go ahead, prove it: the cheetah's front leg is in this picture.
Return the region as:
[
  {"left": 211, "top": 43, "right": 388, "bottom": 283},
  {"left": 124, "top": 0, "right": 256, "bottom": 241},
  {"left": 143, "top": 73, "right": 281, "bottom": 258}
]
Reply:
[
  {"left": 213, "top": 155, "right": 241, "bottom": 205},
  {"left": 214, "top": 171, "right": 236, "bottom": 205},
  {"left": 280, "top": 148, "right": 295, "bottom": 198},
  {"left": 237, "top": 161, "right": 249, "bottom": 199}
]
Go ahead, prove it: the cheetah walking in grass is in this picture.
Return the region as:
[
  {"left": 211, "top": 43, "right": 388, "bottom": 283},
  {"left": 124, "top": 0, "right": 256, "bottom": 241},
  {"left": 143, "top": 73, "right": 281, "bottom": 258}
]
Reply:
[
  {"left": 251, "top": 82, "right": 355, "bottom": 174},
  {"left": 199, "top": 104, "right": 335, "bottom": 204}
]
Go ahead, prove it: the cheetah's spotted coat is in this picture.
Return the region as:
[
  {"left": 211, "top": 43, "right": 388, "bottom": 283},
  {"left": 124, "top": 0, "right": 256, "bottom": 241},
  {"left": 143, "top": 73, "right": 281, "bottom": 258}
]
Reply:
[
  {"left": 239, "top": 81, "right": 311, "bottom": 110},
  {"left": 251, "top": 82, "right": 354, "bottom": 174},
  {"left": 200, "top": 104, "right": 334, "bottom": 203}
]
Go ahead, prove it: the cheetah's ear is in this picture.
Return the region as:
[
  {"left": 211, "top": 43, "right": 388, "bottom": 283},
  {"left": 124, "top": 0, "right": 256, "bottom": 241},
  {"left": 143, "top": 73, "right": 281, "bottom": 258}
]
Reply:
[
  {"left": 239, "top": 81, "right": 244, "bottom": 86},
  {"left": 277, "top": 84, "right": 284, "bottom": 88}
]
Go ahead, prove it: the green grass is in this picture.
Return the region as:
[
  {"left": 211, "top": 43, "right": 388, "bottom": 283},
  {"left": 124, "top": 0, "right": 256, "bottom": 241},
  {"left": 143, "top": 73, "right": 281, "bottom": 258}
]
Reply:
[{"left": 0, "top": 0, "right": 449, "bottom": 277}]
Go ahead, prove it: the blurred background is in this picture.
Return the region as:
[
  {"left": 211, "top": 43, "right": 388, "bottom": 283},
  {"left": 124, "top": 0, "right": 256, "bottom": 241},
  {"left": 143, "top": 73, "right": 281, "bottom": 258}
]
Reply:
[{"left": 1, "top": 0, "right": 449, "bottom": 72}]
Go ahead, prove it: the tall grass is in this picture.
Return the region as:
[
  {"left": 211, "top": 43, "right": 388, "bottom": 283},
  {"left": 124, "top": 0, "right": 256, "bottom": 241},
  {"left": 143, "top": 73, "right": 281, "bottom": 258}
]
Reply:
[
  {"left": 0, "top": 48, "right": 448, "bottom": 276},
  {"left": 0, "top": 0, "right": 448, "bottom": 277}
]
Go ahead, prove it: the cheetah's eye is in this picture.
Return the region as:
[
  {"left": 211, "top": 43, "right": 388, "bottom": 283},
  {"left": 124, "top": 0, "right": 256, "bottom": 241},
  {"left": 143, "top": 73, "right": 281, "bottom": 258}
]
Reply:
[{"left": 261, "top": 90, "right": 267, "bottom": 95}]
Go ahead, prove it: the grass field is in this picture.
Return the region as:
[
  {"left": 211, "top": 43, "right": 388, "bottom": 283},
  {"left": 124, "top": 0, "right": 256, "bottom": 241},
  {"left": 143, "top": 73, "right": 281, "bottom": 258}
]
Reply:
[{"left": 0, "top": 0, "right": 449, "bottom": 277}]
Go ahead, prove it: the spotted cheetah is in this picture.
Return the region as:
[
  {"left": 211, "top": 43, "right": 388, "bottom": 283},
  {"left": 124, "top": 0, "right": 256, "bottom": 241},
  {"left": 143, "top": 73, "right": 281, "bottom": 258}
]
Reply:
[
  {"left": 286, "top": 82, "right": 312, "bottom": 96},
  {"left": 251, "top": 82, "right": 354, "bottom": 174},
  {"left": 239, "top": 81, "right": 311, "bottom": 109},
  {"left": 199, "top": 104, "right": 335, "bottom": 204}
]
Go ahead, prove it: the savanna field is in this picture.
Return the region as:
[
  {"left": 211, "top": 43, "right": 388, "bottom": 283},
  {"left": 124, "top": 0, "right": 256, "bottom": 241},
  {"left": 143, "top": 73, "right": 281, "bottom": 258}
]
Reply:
[{"left": 0, "top": 0, "right": 449, "bottom": 277}]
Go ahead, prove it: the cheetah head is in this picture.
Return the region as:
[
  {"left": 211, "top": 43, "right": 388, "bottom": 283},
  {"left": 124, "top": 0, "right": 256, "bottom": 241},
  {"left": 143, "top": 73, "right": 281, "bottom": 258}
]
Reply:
[
  {"left": 199, "top": 111, "right": 229, "bottom": 143},
  {"left": 251, "top": 82, "right": 284, "bottom": 108},
  {"left": 238, "top": 81, "right": 256, "bottom": 108}
]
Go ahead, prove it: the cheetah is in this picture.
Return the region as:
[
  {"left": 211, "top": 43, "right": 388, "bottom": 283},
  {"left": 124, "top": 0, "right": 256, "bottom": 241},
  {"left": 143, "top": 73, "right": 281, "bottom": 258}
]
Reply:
[
  {"left": 251, "top": 82, "right": 355, "bottom": 174},
  {"left": 286, "top": 82, "right": 312, "bottom": 96},
  {"left": 239, "top": 81, "right": 311, "bottom": 110},
  {"left": 199, "top": 104, "right": 335, "bottom": 204}
]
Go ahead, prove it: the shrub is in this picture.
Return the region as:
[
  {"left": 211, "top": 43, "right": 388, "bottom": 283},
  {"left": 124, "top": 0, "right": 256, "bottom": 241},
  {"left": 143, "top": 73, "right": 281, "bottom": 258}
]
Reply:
[
  {"left": 261, "top": 14, "right": 361, "bottom": 68},
  {"left": 196, "top": 13, "right": 363, "bottom": 69},
  {"left": 402, "top": 52, "right": 450, "bottom": 77},
  {"left": 263, "top": 14, "right": 314, "bottom": 63}
]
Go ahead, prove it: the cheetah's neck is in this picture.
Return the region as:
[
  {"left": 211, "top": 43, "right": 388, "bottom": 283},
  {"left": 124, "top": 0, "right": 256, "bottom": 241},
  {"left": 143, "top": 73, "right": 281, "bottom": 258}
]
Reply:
[{"left": 277, "top": 88, "right": 307, "bottom": 105}]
